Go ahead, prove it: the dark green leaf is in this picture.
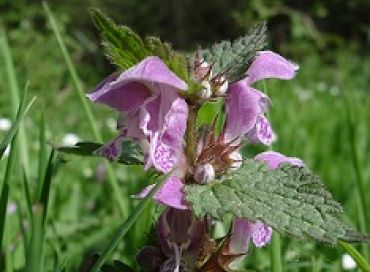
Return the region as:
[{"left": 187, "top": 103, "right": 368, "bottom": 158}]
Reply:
[
  {"left": 0, "top": 84, "right": 35, "bottom": 159},
  {"left": 90, "top": 8, "right": 150, "bottom": 70},
  {"left": 0, "top": 137, "right": 17, "bottom": 249},
  {"left": 201, "top": 22, "right": 267, "bottom": 83},
  {"left": 57, "top": 140, "right": 144, "bottom": 165},
  {"left": 39, "top": 149, "right": 56, "bottom": 224},
  {"left": 185, "top": 160, "right": 370, "bottom": 245}
]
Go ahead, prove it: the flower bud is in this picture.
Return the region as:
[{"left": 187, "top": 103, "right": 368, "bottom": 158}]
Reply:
[
  {"left": 194, "top": 163, "right": 215, "bottom": 184},
  {"left": 194, "top": 61, "right": 212, "bottom": 81},
  {"left": 213, "top": 76, "right": 228, "bottom": 96},
  {"left": 199, "top": 80, "right": 212, "bottom": 100},
  {"left": 228, "top": 151, "right": 242, "bottom": 170}
]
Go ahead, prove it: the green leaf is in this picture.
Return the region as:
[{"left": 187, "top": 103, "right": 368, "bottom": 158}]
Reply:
[
  {"left": 0, "top": 84, "right": 35, "bottom": 159},
  {"left": 145, "top": 36, "right": 189, "bottom": 80},
  {"left": 90, "top": 8, "right": 150, "bottom": 70},
  {"left": 201, "top": 22, "right": 267, "bottom": 83},
  {"left": 185, "top": 160, "right": 370, "bottom": 245},
  {"left": 57, "top": 140, "right": 144, "bottom": 165}
]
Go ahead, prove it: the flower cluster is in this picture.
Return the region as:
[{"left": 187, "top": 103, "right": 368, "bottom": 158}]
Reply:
[{"left": 89, "top": 50, "right": 300, "bottom": 271}]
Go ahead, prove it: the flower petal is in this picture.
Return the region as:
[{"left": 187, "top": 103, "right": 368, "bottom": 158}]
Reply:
[
  {"left": 88, "top": 77, "right": 151, "bottom": 112},
  {"left": 251, "top": 222, "right": 272, "bottom": 247},
  {"left": 137, "top": 176, "right": 187, "bottom": 210},
  {"left": 88, "top": 56, "right": 187, "bottom": 112},
  {"left": 224, "top": 83, "right": 269, "bottom": 143},
  {"left": 229, "top": 218, "right": 254, "bottom": 254},
  {"left": 246, "top": 115, "right": 276, "bottom": 146},
  {"left": 116, "top": 56, "right": 187, "bottom": 90},
  {"left": 139, "top": 90, "right": 188, "bottom": 173},
  {"left": 255, "top": 151, "right": 305, "bottom": 170},
  {"left": 247, "top": 51, "right": 299, "bottom": 85},
  {"left": 94, "top": 134, "right": 125, "bottom": 161}
]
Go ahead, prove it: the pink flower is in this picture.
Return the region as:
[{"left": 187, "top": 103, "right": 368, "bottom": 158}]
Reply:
[
  {"left": 156, "top": 208, "right": 206, "bottom": 271},
  {"left": 89, "top": 56, "right": 188, "bottom": 173},
  {"left": 224, "top": 51, "right": 298, "bottom": 145},
  {"left": 229, "top": 151, "right": 304, "bottom": 254}
]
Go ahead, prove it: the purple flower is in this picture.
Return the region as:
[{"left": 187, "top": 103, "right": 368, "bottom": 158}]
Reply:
[
  {"left": 224, "top": 51, "right": 298, "bottom": 145},
  {"left": 137, "top": 176, "right": 188, "bottom": 210},
  {"left": 89, "top": 56, "right": 188, "bottom": 173},
  {"left": 229, "top": 218, "right": 272, "bottom": 254},
  {"left": 157, "top": 208, "right": 206, "bottom": 271},
  {"left": 229, "top": 151, "right": 304, "bottom": 255},
  {"left": 255, "top": 151, "right": 304, "bottom": 170}
]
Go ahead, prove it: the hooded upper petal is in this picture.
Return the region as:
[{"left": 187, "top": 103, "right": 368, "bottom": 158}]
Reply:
[
  {"left": 137, "top": 176, "right": 187, "bottom": 210},
  {"left": 224, "top": 83, "right": 269, "bottom": 143},
  {"left": 229, "top": 218, "right": 254, "bottom": 254},
  {"left": 254, "top": 151, "right": 304, "bottom": 170},
  {"left": 88, "top": 56, "right": 187, "bottom": 112},
  {"left": 246, "top": 51, "right": 299, "bottom": 85}
]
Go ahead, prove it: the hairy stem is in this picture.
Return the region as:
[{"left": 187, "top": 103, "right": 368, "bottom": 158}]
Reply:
[{"left": 185, "top": 105, "right": 199, "bottom": 171}]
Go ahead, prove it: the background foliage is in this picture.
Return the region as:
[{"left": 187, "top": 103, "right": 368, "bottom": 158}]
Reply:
[{"left": 0, "top": 0, "right": 370, "bottom": 271}]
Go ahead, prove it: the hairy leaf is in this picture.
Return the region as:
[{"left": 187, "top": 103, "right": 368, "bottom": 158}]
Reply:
[
  {"left": 201, "top": 22, "right": 267, "bottom": 83},
  {"left": 145, "top": 36, "right": 189, "bottom": 80},
  {"left": 185, "top": 160, "right": 370, "bottom": 245},
  {"left": 90, "top": 9, "right": 189, "bottom": 81},
  {"left": 90, "top": 9, "right": 150, "bottom": 70},
  {"left": 57, "top": 141, "right": 144, "bottom": 165}
]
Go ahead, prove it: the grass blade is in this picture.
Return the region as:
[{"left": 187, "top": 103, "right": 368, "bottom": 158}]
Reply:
[
  {"left": 90, "top": 172, "right": 171, "bottom": 272},
  {"left": 344, "top": 93, "right": 369, "bottom": 259},
  {"left": 0, "top": 84, "right": 35, "bottom": 159},
  {"left": 271, "top": 233, "right": 283, "bottom": 272},
  {"left": 25, "top": 205, "right": 45, "bottom": 272},
  {"left": 22, "top": 169, "right": 33, "bottom": 225},
  {"left": 39, "top": 149, "right": 56, "bottom": 224},
  {"left": 339, "top": 241, "right": 370, "bottom": 272},
  {"left": 0, "top": 137, "right": 18, "bottom": 249},
  {"left": 43, "top": 1, "right": 128, "bottom": 217},
  {"left": 0, "top": 28, "right": 31, "bottom": 177},
  {"left": 37, "top": 112, "right": 47, "bottom": 200}
]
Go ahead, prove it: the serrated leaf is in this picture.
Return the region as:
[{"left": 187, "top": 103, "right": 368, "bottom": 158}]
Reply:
[
  {"left": 185, "top": 160, "right": 370, "bottom": 245},
  {"left": 144, "top": 36, "right": 189, "bottom": 81},
  {"left": 57, "top": 141, "right": 144, "bottom": 165},
  {"left": 201, "top": 22, "right": 267, "bottom": 83},
  {"left": 90, "top": 9, "right": 150, "bottom": 70}
]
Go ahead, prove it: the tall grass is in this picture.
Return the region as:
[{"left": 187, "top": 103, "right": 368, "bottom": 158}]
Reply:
[{"left": 43, "top": 2, "right": 128, "bottom": 218}]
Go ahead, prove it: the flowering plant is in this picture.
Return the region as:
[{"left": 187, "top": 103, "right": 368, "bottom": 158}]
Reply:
[{"left": 59, "top": 9, "right": 370, "bottom": 272}]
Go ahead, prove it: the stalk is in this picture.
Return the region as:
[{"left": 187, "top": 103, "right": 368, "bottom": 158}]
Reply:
[{"left": 185, "top": 105, "right": 200, "bottom": 170}]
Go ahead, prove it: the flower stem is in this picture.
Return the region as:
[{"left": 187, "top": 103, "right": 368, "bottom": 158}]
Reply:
[{"left": 185, "top": 105, "right": 199, "bottom": 171}]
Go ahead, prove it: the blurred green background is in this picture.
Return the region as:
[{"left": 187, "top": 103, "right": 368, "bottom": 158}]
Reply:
[{"left": 0, "top": 0, "right": 370, "bottom": 271}]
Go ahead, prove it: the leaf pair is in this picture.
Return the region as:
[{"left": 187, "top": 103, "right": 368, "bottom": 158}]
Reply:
[{"left": 90, "top": 9, "right": 267, "bottom": 85}]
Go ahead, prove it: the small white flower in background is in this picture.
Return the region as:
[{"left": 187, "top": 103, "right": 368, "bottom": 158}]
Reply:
[
  {"left": 0, "top": 118, "right": 11, "bottom": 131},
  {"left": 62, "top": 133, "right": 80, "bottom": 146},
  {"left": 6, "top": 202, "right": 17, "bottom": 215},
  {"left": 329, "top": 86, "right": 340, "bottom": 96},
  {"left": 83, "top": 167, "right": 93, "bottom": 178},
  {"left": 342, "top": 254, "right": 356, "bottom": 270}
]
